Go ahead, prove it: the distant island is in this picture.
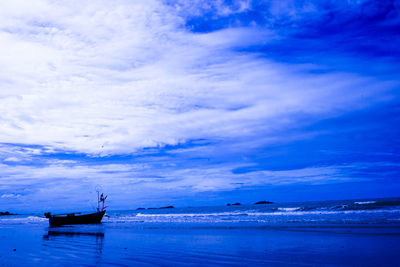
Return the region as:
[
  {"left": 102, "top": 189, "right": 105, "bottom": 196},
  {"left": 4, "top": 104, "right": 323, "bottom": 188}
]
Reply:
[
  {"left": 136, "top": 206, "right": 175, "bottom": 210},
  {"left": 0, "top": 211, "right": 16, "bottom": 216},
  {"left": 226, "top": 201, "right": 274, "bottom": 206},
  {"left": 136, "top": 202, "right": 275, "bottom": 210},
  {"left": 159, "top": 206, "right": 174, "bottom": 209},
  {"left": 227, "top": 203, "right": 241, "bottom": 206},
  {"left": 254, "top": 201, "right": 274, "bottom": 205}
]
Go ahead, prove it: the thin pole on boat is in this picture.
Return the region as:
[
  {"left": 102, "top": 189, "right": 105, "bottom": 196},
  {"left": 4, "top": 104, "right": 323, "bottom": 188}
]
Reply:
[{"left": 97, "top": 191, "right": 100, "bottom": 212}]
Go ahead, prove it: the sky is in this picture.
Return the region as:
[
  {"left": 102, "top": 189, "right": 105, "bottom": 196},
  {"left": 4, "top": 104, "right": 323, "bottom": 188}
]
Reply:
[{"left": 0, "top": 0, "right": 399, "bottom": 212}]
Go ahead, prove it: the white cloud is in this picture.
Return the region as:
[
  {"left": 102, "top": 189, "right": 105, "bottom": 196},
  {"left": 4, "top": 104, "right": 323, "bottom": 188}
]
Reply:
[
  {"left": 0, "top": 155, "right": 386, "bottom": 210},
  {"left": 0, "top": 0, "right": 394, "bottom": 156},
  {"left": 1, "top": 193, "right": 22, "bottom": 199},
  {"left": 4, "top": 157, "right": 20, "bottom": 162},
  {"left": 0, "top": 160, "right": 352, "bottom": 194}
]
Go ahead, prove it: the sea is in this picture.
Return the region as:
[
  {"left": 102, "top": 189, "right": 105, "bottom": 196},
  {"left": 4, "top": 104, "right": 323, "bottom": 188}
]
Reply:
[{"left": 1, "top": 197, "right": 400, "bottom": 266}]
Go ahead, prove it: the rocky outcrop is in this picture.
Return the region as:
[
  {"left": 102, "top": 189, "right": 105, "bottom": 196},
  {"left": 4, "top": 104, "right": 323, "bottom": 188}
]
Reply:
[
  {"left": 254, "top": 201, "right": 274, "bottom": 205},
  {"left": 0, "top": 211, "right": 15, "bottom": 216},
  {"left": 159, "top": 206, "right": 174, "bottom": 209}
]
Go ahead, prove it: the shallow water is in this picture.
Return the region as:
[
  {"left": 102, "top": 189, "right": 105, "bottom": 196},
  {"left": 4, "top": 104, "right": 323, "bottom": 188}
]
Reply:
[{"left": 1, "top": 198, "right": 400, "bottom": 266}]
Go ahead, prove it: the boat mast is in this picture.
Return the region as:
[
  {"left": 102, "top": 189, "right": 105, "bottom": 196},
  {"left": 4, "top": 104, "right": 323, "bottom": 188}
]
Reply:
[{"left": 97, "top": 191, "right": 100, "bottom": 212}]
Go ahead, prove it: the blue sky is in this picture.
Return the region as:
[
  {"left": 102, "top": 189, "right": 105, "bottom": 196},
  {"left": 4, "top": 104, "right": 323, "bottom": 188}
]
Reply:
[{"left": 0, "top": 0, "right": 399, "bottom": 212}]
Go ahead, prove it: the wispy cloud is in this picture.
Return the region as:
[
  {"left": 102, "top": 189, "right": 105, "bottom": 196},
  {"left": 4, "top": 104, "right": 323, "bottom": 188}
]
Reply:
[{"left": 0, "top": 158, "right": 361, "bottom": 210}]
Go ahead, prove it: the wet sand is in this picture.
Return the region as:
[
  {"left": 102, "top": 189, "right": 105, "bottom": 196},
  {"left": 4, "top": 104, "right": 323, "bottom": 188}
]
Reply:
[{"left": 1, "top": 222, "right": 400, "bottom": 266}]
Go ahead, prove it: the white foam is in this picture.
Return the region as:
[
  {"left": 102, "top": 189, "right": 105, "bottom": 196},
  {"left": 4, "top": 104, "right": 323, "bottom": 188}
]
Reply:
[
  {"left": 136, "top": 211, "right": 249, "bottom": 217},
  {"left": 354, "top": 201, "right": 376, "bottom": 205},
  {"left": 0, "top": 215, "right": 47, "bottom": 224},
  {"left": 133, "top": 208, "right": 400, "bottom": 218},
  {"left": 277, "top": 207, "right": 301, "bottom": 212}
]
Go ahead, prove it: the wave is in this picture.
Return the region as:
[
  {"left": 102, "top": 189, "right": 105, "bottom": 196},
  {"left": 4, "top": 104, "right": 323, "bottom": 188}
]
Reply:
[
  {"left": 0, "top": 215, "right": 47, "bottom": 224},
  {"left": 93, "top": 208, "right": 400, "bottom": 225},
  {"left": 331, "top": 200, "right": 400, "bottom": 211},
  {"left": 136, "top": 212, "right": 251, "bottom": 217},
  {"left": 354, "top": 201, "right": 376, "bottom": 205},
  {"left": 132, "top": 209, "right": 400, "bottom": 218},
  {"left": 277, "top": 207, "right": 301, "bottom": 212}
]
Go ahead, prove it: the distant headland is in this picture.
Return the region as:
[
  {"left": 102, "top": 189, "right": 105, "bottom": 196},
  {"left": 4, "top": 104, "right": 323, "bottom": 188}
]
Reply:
[
  {"left": 136, "top": 205, "right": 174, "bottom": 210},
  {"left": 136, "top": 201, "right": 275, "bottom": 210},
  {"left": 0, "top": 211, "right": 17, "bottom": 216},
  {"left": 227, "top": 201, "right": 274, "bottom": 206},
  {"left": 254, "top": 201, "right": 274, "bottom": 205}
]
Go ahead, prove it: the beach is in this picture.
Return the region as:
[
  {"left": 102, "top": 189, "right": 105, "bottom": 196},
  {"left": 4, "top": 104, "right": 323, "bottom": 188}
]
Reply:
[{"left": 1, "top": 198, "right": 400, "bottom": 266}]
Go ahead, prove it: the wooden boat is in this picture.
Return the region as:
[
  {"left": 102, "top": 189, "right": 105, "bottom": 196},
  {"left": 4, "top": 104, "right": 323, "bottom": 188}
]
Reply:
[
  {"left": 45, "top": 192, "right": 107, "bottom": 226},
  {"left": 44, "top": 210, "right": 105, "bottom": 226}
]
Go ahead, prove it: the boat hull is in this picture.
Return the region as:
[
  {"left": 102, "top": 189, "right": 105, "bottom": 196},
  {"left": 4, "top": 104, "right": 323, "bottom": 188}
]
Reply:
[{"left": 48, "top": 211, "right": 105, "bottom": 226}]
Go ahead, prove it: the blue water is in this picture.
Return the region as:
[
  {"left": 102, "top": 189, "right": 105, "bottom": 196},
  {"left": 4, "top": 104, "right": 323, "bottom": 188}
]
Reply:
[{"left": 1, "top": 197, "right": 400, "bottom": 266}]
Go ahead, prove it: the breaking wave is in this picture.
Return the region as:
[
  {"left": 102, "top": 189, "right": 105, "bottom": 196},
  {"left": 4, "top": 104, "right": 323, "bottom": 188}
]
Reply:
[{"left": 0, "top": 215, "right": 47, "bottom": 225}]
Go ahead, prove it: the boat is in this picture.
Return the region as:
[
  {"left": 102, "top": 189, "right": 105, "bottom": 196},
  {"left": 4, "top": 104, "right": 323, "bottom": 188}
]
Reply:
[{"left": 44, "top": 192, "right": 108, "bottom": 226}]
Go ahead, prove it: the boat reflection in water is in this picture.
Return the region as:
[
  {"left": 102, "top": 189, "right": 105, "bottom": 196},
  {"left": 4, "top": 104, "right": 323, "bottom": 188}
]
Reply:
[
  {"left": 43, "top": 230, "right": 105, "bottom": 238},
  {"left": 42, "top": 228, "right": 105, "bottom": 262}
]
